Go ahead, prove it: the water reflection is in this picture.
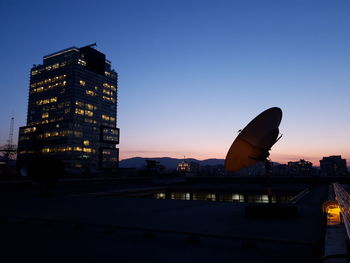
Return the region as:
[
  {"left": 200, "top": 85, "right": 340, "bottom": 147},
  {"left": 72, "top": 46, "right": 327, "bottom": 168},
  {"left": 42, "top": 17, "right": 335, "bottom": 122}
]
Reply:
[{"left": 154, "top": 192, "right": 294, "bottom": 204}]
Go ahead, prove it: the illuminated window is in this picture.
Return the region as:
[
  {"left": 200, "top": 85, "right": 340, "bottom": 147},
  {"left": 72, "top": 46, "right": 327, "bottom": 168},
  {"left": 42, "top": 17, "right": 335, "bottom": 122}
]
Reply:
[
  {"left": 83, "top": 140, "right": 89, "bottom": 146},
  {"left": 79, "top": 80, "right": 86, "bottom": 86},
  {"left": 110, "top": 117, "right": 115, "bottom": 122},
  {"left": 75, "top": 108, "right": 84, "bottom": 115},
  {"left": 85, "top": 104, "right": 95, "bottom": 110},
  {"left": 74, "top": 146, "right": 82, "bottom": 151},
  {"left": 86, "top": 90, "right": 95, "bottom": 96},
  {"left": 42, "top": 112, "right": 49, "bottom": 119},
  {"left": 103, "top": 89, "right": 111, "bottom": 95},
  {"left": 42, "top": 148, "right": 50, "bottom": 153},
  {"left": 102, "top": 150, "right": 111, "bottom": 155},
  {"left": 23, "top": 127, "right": 36, "bottom": 133},
  {"left": 110, "top": 85, "right": 116, "bottom": 91},
  {"left": 85, "top": 110, "right": 93, "bottom": 117},
  {"left": 78, "top": 59, "right": 87, "bottom": 66},
  {"left": 37, "top": 87, "right": 44, "bottom": 92},
  {"left": 102, "top": 114, "right": 110, "bottom": 121},
  {"left": 83, "top": 148, "right": 92, "bottom": 153},
  {"left": 58, "top": 146, "right": 72, "bottom": 152},
  {"left": 103, "top": 83, "right": 110, "bottom": 88}
]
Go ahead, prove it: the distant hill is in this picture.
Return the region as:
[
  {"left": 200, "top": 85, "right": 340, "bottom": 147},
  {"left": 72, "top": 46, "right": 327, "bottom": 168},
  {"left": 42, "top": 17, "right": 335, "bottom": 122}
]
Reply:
[{"left": 119, "top": 157, "right": 224, "bottom": 170}]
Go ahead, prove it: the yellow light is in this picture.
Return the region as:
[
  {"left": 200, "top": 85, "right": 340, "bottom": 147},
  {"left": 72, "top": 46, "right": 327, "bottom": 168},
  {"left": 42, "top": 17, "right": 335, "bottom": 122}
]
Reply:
[
  {"left": 85, "top": 104, "right": 94, "bottom": 110},
  {"left": 83, "top": 140, "right": 89, "bottom": 146},
  {"left": 23, "top": 127, "right": 36, "bottom": 133},
  {"left": 324, "top": 202, "right": 341, "bottom": 225},
  {"left": 84, "top": 110, "right": 93, "bottom": 117},
  {"left": 75, "top": 108, "right": 84, "bottom": 115},
  {"left": 86, "top": 90, "right": 95, "bottom": 96},
  {"left": 83, "top": 148, "right": 92, "bottom": 153}
]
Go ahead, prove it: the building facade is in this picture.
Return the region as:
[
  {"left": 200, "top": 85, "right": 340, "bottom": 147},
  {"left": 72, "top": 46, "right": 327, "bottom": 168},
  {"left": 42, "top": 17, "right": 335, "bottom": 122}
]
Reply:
[
  {"left": 320, "top": 155, "right": 348, "bottom": 176},
  {"left": 17, "top": 44, "right": 119, "bottom": 173}
]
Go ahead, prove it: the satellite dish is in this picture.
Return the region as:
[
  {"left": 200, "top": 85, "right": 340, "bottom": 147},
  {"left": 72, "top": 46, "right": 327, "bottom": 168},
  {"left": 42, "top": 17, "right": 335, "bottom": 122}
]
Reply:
[{"left": 225, "top": 107, "right": 282, "bottom": 172}]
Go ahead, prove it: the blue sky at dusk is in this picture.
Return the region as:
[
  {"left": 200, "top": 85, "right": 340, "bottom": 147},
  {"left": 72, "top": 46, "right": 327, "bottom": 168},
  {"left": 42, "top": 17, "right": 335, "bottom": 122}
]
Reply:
[{"left": 0, "top": 0, "right": 349, "bottom": 164}]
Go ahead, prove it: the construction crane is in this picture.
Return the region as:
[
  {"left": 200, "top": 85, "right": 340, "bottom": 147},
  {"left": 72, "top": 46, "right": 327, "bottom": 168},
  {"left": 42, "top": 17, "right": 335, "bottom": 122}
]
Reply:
[{"left": 0, "top": 116, "right": 17, "bottom": 161}]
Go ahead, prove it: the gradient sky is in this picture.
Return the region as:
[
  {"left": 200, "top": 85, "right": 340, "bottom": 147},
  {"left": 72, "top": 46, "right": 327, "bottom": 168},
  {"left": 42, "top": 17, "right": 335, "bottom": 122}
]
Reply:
[{"left": 0, "top": 0, "right": 349, "bottom": 165}]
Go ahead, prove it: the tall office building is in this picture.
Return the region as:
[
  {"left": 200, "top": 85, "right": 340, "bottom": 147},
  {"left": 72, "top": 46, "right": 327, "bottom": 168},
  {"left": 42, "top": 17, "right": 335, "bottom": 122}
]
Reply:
[{"left": 17, "top": 44, "right": 119, "bottom": 173}]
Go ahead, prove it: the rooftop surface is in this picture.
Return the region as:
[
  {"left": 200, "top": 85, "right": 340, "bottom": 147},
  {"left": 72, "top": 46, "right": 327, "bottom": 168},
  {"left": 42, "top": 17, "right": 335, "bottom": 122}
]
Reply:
[{"left": 0, "top": 181, "right": 328, "bottom": 263}]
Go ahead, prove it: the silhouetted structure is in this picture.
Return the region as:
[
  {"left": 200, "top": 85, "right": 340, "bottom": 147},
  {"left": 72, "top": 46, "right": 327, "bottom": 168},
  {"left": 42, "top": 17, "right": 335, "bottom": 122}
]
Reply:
[
  {"left": 17, "top": 44, "right": 119, "bottom": 174},
  {"left": 287, "top": 159, "right": 313, "bottom": 176},
  {"left": 320, "top": 155, "right": 348, "bottom": 176},
  {"left": 225, "top": 107, "right": 282, "bottom": 172},
  {"left": 0, "top": 117, "right": 17, "bottom": 161}
]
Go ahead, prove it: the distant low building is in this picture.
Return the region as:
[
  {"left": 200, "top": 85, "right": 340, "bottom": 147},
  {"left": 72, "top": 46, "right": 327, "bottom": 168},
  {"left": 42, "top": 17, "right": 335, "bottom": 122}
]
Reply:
[
  {"left": 176, "top": 160, "right": 201, "bottom": 175},
  {"left": 320, "top": 155, "right": 348, "bottom": 176},
  {"left": 177, "top": 161, "right": 190, "bottom": 173},
  {"left": 272, "top": 159, "right": 316, "bottom": 176},
  {"left": 287, "top": 159, "right": 313, "bottom": 176}
]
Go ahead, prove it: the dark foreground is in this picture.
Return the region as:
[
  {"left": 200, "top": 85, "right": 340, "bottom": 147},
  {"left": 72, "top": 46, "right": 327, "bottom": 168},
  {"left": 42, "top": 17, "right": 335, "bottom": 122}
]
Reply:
[{"left": 0, "top": 180, "right": 328, "bottom": 263}]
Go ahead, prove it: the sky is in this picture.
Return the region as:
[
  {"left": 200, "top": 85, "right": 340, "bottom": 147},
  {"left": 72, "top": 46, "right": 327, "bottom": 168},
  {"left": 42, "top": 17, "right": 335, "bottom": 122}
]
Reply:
[{"left": 0, "top": 0, "right": 349, "bottom": 165}]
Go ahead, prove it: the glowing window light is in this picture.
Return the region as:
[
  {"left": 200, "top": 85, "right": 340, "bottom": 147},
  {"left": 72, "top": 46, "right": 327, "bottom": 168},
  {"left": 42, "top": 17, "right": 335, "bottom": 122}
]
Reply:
[
  {"left": 86, "top": 90, "right": 95, "bottom": 96},
  {"left": 83, "top": 148, "right": 92, "bottom": 153}
]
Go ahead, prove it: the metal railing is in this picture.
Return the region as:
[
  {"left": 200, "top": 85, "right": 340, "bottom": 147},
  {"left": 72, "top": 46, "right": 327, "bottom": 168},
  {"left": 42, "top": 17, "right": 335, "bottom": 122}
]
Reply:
[{"left": 333, "top": 183, "right": 350, "bottom": 238}]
